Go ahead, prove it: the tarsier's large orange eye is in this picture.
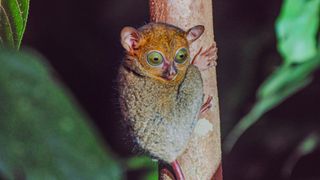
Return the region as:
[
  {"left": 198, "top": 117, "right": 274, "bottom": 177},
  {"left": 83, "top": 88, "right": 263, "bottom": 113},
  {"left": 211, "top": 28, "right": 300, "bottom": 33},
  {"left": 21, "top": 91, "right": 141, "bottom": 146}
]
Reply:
[
  {"left": 147, "top": 51, "right": 164, "bottom": 66},
  {"left": 175, "top": 48, "right": 189, "bottom": 64}
]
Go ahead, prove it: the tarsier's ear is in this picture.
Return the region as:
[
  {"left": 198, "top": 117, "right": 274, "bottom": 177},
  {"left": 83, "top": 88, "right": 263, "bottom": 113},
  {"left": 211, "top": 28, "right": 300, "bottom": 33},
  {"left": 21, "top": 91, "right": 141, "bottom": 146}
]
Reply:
[
  {"left": 186, "top": 25, "right": 205, "bottom": 44},
  {"left": 121, "top": 27, "right": 141, "bottom": 52}
]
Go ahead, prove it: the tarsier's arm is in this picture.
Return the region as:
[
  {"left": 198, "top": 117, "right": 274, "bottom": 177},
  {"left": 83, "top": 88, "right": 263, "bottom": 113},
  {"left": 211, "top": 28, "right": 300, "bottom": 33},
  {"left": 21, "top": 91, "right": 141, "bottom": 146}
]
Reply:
[
  {"left": 176, "top": 41, "right": 218, "bottom": 119},
  {"left": 193, "top": 42, "right": 218, "bottom": 114},
  {"left": 177, "top": 65, "right": 203, "bottom": 103}
]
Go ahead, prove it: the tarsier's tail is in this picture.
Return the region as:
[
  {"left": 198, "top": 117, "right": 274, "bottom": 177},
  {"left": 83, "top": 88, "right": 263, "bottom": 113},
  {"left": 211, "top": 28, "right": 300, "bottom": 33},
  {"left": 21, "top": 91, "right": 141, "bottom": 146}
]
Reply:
[
  {"left": 171, "top": 160, "right": 185, "bottom": 180},
  {"left": 159, "top": 160, "right": 185, "bottom": 180}
]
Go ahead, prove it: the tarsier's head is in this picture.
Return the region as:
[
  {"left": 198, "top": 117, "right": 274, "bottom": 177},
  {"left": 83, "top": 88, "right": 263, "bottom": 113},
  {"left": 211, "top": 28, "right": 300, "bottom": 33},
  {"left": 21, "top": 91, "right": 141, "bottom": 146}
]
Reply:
[{"left": 120, "top": 22, "right": 204, "bottom": 83}]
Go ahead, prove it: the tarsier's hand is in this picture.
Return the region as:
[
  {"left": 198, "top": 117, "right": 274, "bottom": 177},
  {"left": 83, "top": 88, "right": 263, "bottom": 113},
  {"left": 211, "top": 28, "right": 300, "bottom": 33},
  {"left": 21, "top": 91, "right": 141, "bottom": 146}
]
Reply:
[
  {"left": 191, "top": 42, "right": 218, "bottom": 71},
  {"left": 191, "top": 42, "right": 217, "bottom": 116}
]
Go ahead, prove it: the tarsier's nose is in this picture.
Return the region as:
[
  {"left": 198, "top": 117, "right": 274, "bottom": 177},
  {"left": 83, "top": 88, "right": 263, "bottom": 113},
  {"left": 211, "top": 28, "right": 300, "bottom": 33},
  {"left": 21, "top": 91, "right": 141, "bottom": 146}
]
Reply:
[
  {"left": 169, "top": 65, "right": 177, "bottom": 76},
  {"left": 163, "top": 63, "right": 177, "bottom": 80}
]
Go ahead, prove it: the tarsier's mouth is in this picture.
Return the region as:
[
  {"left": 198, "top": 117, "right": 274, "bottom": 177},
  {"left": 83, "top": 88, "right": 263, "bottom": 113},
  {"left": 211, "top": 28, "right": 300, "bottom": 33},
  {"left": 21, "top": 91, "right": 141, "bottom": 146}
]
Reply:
[{"left": 162, "top": 74, "right": 177, "bottom": 81}]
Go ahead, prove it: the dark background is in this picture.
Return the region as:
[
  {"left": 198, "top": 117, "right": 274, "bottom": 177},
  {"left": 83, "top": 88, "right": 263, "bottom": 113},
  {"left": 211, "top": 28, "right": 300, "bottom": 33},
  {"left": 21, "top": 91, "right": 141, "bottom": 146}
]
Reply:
[{"left": 23, "top": 0, "right": 320, "bottom": 179}]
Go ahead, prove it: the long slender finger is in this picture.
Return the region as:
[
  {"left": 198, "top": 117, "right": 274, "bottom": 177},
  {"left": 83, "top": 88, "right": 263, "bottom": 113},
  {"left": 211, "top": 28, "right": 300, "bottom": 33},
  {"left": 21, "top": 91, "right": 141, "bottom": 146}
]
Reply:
[{"left": 191, "top": 46, "right": 203, "bottom": 64}]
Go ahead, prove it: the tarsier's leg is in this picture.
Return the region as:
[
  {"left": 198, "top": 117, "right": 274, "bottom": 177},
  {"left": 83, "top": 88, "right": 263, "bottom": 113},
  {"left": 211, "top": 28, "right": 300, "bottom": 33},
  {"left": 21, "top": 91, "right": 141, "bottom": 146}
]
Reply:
[{"left": 191, "top": 42, "right": 218, "bottom": 71}]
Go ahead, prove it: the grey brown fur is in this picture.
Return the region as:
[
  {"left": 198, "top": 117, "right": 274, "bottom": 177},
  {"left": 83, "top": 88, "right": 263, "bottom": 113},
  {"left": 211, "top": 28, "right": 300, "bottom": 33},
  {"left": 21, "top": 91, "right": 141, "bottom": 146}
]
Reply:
[{"left": 118, "top": 64, "right": 203, "bottom": 162}]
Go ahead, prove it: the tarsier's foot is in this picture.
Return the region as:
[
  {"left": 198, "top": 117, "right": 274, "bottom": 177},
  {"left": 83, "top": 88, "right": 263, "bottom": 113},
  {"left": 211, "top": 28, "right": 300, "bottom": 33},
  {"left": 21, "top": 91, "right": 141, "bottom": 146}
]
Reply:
[
  {"left": 191, "top": 42, "right": 218, "bottom": 71},
  {"left": 200, "top": 96, "right": 213, "bottom": 113}
]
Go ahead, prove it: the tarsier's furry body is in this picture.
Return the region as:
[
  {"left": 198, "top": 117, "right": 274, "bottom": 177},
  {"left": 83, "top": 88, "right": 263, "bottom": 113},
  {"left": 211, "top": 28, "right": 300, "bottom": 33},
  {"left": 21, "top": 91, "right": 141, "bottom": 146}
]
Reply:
[
  {"left": 118, "top": 22, "right": 217, "bottom": 179},
  {"left": 118, "top": 63, "right": 203, "bottom": 162}
]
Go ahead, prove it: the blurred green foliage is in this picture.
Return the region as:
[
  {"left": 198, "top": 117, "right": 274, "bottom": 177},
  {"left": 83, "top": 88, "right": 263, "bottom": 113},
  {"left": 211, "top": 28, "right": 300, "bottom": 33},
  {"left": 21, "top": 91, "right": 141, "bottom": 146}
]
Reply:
[
  {"left": 276, "top": 0, "right": 320, "bottom": 63},
  {"left": 0, "top": 0, "right": 147, "bottom": 179},
  {"left": 282, "top": 133, "right": 320, "bottom": 177},
  {"left": 0, "top": 0, "right": 29, "bottom": 49},
  {"left": 0, "top": 50, "right": 122, "bottom": 179},
  {"left": 225, "top": 0, "right": 320, "bottom": 152},
  {"left": 127, "top": 156, "right": 155, "bottom": 171},
  {"left": 127, "top": 156, "right": 158, "bottom": 180},
  {"left": 299, "top": 133, "right": 319, "bottom": 154}
]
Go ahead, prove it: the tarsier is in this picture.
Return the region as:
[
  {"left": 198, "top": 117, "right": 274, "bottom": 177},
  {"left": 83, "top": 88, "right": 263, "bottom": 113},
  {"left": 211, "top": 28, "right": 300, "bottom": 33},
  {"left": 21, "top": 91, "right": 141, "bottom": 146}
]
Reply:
[{"left": 118, "top": 22, "right": 217, "bottom": 180}]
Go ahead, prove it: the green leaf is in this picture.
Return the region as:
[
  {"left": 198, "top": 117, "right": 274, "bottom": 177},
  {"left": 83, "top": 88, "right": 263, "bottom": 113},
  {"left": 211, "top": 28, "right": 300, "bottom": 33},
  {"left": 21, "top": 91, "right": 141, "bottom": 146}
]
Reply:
[
  {"left": 258, "top": 56, "right": 320, "bottom": 99},
  {"left": 127, "top": 156, "right": 155, "bottom": 170},
  {"left": 224, "top": 75, "right": 312, "bottom": 152},
  {"left": 225, "top": 53, "right": 320, "bottom": 152},
  {"left": 0, "top": 49, "right": 122, "bottom": 179},
  {"left": 144, "top": 170, "right": 158, "bottom": 180},
  {"left": 0, "top": 0, "right": 30, "bottom": 49},
  {"left": 282, "top": 132, "right": 319, "bottom": 178},
  {"left": 275, "top": 0, "right": 320, "bottom": 63},
  {"left": 127, "top": 156, "right": 158, "bottom": 180},
  {"left": 298, "top": 134, "right": 318, "bottom": 154}
]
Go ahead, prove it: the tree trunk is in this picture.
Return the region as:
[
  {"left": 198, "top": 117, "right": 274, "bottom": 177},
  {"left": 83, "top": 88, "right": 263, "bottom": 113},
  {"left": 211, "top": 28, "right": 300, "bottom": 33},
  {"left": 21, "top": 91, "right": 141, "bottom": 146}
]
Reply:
[{"left": 149, "top": 0, "right": 222, "bottom": 179}]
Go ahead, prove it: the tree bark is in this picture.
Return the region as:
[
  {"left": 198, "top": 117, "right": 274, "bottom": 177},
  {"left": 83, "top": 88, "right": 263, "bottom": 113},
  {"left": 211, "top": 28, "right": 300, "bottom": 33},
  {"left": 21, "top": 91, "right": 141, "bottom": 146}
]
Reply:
[{"left": 149, "top": 0, "right": 222, "bottom": 179}]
